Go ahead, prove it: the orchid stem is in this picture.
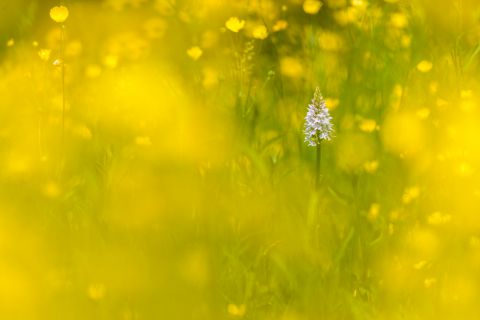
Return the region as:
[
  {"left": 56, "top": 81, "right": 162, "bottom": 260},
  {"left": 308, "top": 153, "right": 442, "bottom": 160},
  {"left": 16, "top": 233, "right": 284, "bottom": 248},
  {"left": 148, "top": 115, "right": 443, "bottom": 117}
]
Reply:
[{"left": 315, "top": 141, "right": 322, "bottom": 190}]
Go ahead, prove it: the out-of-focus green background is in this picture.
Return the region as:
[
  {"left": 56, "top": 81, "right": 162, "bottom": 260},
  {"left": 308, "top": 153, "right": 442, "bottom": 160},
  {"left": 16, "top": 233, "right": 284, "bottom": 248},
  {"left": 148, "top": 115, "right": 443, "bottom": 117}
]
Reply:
[{"left": 1, "top": 0, "right": 480, "bottom": 319}]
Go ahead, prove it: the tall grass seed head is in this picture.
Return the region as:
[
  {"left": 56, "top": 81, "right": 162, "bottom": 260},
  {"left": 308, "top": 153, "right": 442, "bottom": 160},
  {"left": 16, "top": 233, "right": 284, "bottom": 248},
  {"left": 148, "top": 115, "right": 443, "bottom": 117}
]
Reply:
[{"left": 304, "top": 87, "right": 334, "bottom": 146}]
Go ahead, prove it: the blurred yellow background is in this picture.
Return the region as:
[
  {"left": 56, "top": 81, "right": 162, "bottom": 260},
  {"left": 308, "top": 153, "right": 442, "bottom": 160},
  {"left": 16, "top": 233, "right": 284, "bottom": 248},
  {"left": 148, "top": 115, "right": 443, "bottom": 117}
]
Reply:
[{"left": 1, "top": 0, "right": 480, "bottom": 319}]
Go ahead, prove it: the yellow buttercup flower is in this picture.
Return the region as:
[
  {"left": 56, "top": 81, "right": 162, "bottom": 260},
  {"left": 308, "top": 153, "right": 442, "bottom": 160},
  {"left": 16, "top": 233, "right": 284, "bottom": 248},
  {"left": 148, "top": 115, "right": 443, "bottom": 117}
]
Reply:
[
  {"left": 225, "top": 17, "right": 245, "bottom": 33},
  {"left": 187, "top": 46, "right": 203, "bottom": 60},
  {"left": 325, "top": 98, "right": 339, "bottom": 110},
  {"left": 416, "top": 107, "right": 430, "bottom": 119},
  {"left": 402, "top": 186, "right": 420, "bottom": 204},
  {"left": 38, "top": 49, "right": 51, "bottom": 61},
  {"left": 417, "top": 60, "right": 433, "bottom": 73},
  {"left": 227, "top": 304, "right": 246, "bottom": 317},
  {"left": 303, "top": 0, "right": 323, "bottom": 15},
  {"left": 368, "top": 203, "right": 380, "bottom": 221},
  {"left": 50, "top": 5, "right": 69, "bottom": 23},
  {"left": 318, "top": 31, "right": 344, "bottom": 51},
  {"left": 364, "top": 160, "right": 379, "bottom": 173},
  {"left": 359, "top": 119, "right": 377, "bottom": 132},
  {"left": 43, "top": 181, "right": 61, "bottom": 198},
  {"left": 390, "top": 12, "right": 408, "bottom": 28},
  {"left": 252, "top": 25, "right": 268, "bottom": 40},
  {"left": 272, "top": 20, "right": 288, "bottom": 32}
]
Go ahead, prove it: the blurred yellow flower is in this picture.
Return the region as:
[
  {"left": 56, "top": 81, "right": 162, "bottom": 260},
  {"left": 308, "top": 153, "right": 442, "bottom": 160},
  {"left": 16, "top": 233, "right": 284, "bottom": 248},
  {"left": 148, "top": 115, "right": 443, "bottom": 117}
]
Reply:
[
  {"left": 364, "top": 160, "right": 379, "bottom": 173},
  {"left": 66, "top": 40, "right": 83, "bottom": 57},
  {"left": 457, "top": 161, "right": 473, "bottom": 176},
  {"left": 352, "top": 0, "right": 368, "bottom": 7},
  {"left": 280, "top": 57, "right": 304, "bottom": 78},
  {"left": 202, "top": 67, "right": 219, "bottom": 89},
  {"left": 187, "top": 46, "right": 203, "bottom": 60},
  {"left": 424, "top": 278, "right": 437, "bottom": 288},
  {"left": 429, "top": 81, "right": 438, "bottom": 94},
  {"left": 334, "top": 8, "right": 359, "bottom": 26},
  {"left": 390, "top": 12, "right": 408, "bottom": 28},
  {"left": 103, "top": 54, "right": 119, "bottom": 68},
  {"left": 303, "top": 0, "right": 323, "bottom": 14},
  {"left": 49, "top": 5, "right": 69, "bottom": 23},
  {"left": 417, "top": 60, "right": 433, "bottom": 73},
  {"left": 427, "top": 212, "right": 451, "bottom": 225},
  {"left": 401, "top": 34, "right": 411, "bottom": 48},
  {"left": 225, "top": 17, "right": 245, "bottom": 33},
  {"left": 252, "top": 25, "right": 268, "bottom": 40},
  {"left": 43, "top": 181, "right": 61, "bottom": 198},
  {"left": 325, "top": 98, "right": 339, "bottom": 110},
  {"left": 73, "top": 125, "right": 93, "bottom": 139},
  {"left": 402, "top": 186, "right": 420, "bottom": 204},
  {"left": 413, "top": 260, "right": 427, "bottom": 270},
  {"left": 85, "top": 64, "right": 102, "bottom": 78},
  {"left": 143, "top": 18, "right": 167, "bottom": 39},
  {"left": 154, "top": 0, "right": 175, "bottom": 15},
  {"left": 461, "top": 89, "right": 473, "bottom": 99},
  {"left": 436, "top": 98, "right": 448, "bottom": 109},
  {"left": 6, "top": 38, "right": 15, "bottom": 47},
  {"left": 359, "top": 119, "right": 377, "bottom": 132},
  {"left": 272, "top": 20, "right": 288, "bottom": 32},
  {"left": 393, "top": 84, "right": 403, "bottom": 97},
  {"left": 318, "top": 31, "right": 344, "bottom": 51},
  {"left": 388, "top": 223, "right": 394, "bottom": 235},
  {"left": 87, "top": 283, "right": 106, "bottom": 300},
  {"left": 38, "top": 49, "right": 51, "bottom": 61},
  {"left": 368, "top": 203, "right": 380, "bottom": 221},
  {"left": 416, "top": 107, "right": 430, "bottom": 119},
  {"left": 201, "top": 30, "right": 219, "bottom": 48},
  {"left": 135, "top": 136, "right": 152, "bottom": 146},
  {"left": 227, "top": 303, "right": 246, "bottom": 317}
]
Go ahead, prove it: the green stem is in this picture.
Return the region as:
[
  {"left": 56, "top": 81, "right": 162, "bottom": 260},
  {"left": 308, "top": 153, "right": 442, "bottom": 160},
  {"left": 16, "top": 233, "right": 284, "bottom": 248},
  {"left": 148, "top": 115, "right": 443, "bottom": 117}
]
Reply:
[{"left": 315, "top": 141, "right": 322, "bottom": 189}]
